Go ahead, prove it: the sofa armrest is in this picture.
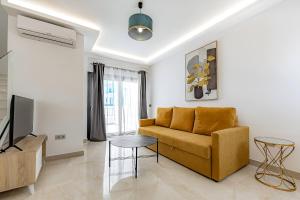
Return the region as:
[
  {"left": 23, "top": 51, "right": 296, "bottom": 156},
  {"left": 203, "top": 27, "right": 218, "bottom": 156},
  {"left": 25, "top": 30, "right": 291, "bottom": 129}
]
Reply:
[
  {"left": 139, "top": 118, "right": 156, "bottom": 127},
  {"left": 211, "top": 126, "right": 249, "bottom": 181}
]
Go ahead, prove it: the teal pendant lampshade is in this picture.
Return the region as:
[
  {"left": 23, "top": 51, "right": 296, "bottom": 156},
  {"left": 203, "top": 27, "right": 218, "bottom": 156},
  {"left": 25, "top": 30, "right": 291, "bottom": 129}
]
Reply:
[{"left": 128, "top": 1, "right": 153, "bottom": 41}]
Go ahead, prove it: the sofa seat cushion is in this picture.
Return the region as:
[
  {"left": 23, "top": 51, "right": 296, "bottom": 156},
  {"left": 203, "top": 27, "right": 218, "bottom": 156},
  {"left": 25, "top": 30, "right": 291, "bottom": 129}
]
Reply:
[{"left": 139, "top": 126, "right": 211, "bottom": 159}]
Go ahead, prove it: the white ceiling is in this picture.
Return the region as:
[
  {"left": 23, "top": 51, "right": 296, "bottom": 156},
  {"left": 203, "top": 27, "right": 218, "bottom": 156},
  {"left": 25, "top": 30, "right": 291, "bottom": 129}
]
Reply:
[{"left": 1, "top": 0, "right": 284, "bottom": 64}]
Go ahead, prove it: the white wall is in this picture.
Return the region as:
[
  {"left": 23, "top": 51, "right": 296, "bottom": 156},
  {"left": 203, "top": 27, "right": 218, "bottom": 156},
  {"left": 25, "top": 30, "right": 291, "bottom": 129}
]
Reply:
[
  {"left": 150, "top": 0, "right": 300, "bottom": 172},
  {"left": 0, "top": 5, "right": 8, "bottom": 56},
  {"left": 8, "top": 15, "right": 85, "bottom": 156}
]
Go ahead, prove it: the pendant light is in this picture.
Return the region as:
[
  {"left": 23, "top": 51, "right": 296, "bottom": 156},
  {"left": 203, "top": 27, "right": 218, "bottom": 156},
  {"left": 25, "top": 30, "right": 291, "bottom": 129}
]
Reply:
[{"left": 128, "top": 1, "right": 153, "bottom": 41}]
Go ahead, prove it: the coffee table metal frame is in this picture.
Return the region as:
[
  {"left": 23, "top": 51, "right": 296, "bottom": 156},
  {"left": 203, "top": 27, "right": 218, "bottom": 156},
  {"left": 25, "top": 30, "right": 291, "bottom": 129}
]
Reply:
[
  {"left": 108, "top": 135, "right": 158, "bottom": 178},
  {"left": 254, "top": 136, "right": 296, "bottom": 192}
]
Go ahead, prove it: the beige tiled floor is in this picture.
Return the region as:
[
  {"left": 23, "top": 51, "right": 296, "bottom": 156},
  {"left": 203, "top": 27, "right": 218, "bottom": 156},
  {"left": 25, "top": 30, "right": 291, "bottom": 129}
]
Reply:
[{"left": 0, "top": 141, "right": 299, "bottom": 200}]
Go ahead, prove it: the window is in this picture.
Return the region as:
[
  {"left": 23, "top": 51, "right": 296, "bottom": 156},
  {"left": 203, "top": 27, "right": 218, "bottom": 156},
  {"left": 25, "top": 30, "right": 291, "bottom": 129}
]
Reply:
[{"left": 103, "top": 68, "right": 138, "bottom": 136}]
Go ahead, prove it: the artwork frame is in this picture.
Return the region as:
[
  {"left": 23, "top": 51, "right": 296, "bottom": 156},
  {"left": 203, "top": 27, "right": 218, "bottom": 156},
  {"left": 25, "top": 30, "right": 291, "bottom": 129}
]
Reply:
[{"left": 185, "top": 41, "right": 218, "bottom": 101}]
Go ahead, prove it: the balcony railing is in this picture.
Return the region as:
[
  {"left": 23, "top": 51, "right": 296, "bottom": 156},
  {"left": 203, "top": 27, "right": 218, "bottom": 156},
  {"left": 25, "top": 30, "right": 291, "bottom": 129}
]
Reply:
[{"left": 104, "top": 106, "right": 117, "bottom": 124}]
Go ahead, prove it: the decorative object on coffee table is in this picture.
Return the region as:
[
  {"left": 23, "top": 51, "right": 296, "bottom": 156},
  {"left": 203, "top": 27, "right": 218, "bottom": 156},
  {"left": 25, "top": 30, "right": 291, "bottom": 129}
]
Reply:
[
  {"left": 185, "top": 41, "right": 217, "bottom": 101},
  {"left": 254, "top": 136, "right": 296, "bottom": 192},
  {"left": 109, "top": 135, "right": 158, "bottom": 178}
]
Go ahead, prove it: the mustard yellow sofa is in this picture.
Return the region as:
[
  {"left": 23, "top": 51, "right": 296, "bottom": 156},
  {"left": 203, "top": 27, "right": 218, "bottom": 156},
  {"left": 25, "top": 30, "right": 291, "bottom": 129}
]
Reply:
[{"left": 139, "top": 107, "right": 249, "bottom": 181}]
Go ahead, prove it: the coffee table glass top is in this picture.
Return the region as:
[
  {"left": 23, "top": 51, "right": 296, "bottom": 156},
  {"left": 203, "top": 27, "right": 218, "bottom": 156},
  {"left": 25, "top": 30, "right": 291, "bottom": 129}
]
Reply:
[
  {"left": 109, "top": 135, "right": 157, "bottom": 148},
  {"left": 254, "top": 136, "right": 294, "bottom": 146}
]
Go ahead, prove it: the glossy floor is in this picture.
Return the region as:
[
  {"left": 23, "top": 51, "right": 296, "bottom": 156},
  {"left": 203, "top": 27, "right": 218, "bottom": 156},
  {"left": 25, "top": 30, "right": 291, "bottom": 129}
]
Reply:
[{"left": 0, "top": 142, "right": 299, "bottom": 200}]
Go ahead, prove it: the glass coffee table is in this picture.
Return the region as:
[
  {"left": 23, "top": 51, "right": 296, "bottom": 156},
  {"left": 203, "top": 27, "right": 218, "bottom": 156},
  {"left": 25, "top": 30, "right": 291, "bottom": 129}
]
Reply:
[
  {"left": 108, "top": 135, "right": 158, "bottom": 178},
  {"left": 254, "top": 136, "right": 296, "bottom": 191}
]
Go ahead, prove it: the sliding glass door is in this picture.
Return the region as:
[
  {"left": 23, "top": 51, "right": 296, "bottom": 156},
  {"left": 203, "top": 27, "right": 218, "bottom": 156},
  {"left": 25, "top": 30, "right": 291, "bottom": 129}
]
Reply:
[
  {"left": 104, "top": 80, "right": 119, "bottom": 134},
  {"left": 104, "top": 77, "right": 138, "bottom": 136}
]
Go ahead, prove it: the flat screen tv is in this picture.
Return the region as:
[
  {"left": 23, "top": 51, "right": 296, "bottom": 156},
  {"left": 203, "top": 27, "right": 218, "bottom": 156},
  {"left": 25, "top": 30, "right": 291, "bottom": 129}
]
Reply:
[{"left": 8, "top": 95, "right": 34, "bottom": 149}]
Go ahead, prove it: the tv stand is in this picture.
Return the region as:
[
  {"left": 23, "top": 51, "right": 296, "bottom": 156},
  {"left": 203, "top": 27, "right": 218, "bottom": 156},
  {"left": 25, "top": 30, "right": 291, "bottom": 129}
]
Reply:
[
  {"left": 1, "top": 134, "right": 38, "bottom": 153},
  {"left": 12, "top": 145, "right": 23, "bottom": 151},
  {"left": 0, "top": 120, "right": 9, "bottom": 140},
  {"left": 30, "top": 133, "right": 37, "bottom": 137},
  {"left": 0, "top": 135, "right": 47, "bottom": 193},
  {"left": 2, "top": 144, "right": 23, "bottom": 152}
]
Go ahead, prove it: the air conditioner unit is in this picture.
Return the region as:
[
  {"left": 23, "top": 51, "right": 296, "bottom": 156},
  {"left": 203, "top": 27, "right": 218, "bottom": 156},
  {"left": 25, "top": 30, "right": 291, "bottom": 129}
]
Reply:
[{"left": 17, "top": 15, "right": 77, "bottom": 48}]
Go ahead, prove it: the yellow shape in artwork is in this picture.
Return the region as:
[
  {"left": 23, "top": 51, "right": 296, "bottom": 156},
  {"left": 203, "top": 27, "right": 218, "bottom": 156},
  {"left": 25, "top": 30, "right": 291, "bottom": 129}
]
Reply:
[{"left": 207, "top": 55, "right": 216, "bottom": 62}]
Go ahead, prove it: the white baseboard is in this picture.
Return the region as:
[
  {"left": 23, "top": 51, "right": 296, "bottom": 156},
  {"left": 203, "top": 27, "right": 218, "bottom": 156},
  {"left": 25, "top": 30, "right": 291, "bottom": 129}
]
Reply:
[{"left": 46, "top": 151, "right": 84, "bottom": 161}]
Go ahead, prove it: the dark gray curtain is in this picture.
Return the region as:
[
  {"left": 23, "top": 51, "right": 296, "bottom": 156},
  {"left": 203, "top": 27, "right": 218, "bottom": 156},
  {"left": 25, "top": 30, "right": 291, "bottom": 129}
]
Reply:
[
  {"left": 138, "top": 71, "right": 148, "bottom": 119},
  {"left": 87, "top": 63, "right": 106, "bottom": 141}
]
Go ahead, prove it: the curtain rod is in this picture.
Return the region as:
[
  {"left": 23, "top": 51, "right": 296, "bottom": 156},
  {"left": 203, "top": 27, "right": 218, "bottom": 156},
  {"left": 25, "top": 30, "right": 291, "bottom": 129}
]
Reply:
[
  {"left": 89, "top": 62, "right": 145, "bottom": 73},
  {"left": 87, "top": 56, "right": 148, "bottom": 72}
]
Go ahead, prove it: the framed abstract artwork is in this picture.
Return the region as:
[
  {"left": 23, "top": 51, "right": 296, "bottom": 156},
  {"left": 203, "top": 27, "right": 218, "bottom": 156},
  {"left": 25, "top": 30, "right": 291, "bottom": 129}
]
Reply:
[{"left": 185, "top": 41, "right": 217, "bottom": 101}]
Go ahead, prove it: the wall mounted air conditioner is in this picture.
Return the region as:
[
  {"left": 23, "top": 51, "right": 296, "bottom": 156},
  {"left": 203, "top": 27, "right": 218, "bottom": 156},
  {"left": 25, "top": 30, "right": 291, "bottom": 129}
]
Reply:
[{"left": 17, "top": 15, "right": 77, "bottom": 48}]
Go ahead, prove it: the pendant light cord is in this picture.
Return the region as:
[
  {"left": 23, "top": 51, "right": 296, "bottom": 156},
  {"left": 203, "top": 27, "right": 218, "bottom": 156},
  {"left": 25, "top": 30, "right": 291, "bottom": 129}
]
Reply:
[{"left": 138, "top": 0, "right": 143, "bottom": 14}]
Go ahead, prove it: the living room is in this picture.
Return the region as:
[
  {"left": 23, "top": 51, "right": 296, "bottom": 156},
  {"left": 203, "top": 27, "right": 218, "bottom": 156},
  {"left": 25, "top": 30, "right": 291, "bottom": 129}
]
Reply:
[{"left": 0, "top": 0, "right": 299, "bottom": 199}]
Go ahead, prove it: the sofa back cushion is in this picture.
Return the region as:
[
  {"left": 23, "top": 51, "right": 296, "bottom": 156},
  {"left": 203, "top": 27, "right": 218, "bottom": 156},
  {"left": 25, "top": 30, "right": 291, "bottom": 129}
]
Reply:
[
  {"left": 155, "top": 107, "right": 173, "bottom": 127},
  {"left": 170, "top": 107, "right": 195, "bottom": 132},
  {"left": 193, "top": 107, "right": 236, "bottom": 135}
]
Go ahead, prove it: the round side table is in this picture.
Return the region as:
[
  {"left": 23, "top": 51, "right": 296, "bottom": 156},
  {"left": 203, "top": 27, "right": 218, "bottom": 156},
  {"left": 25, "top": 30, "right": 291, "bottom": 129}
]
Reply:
[{"left": 254, "top": 136, "right": 296, "bottom": 192}]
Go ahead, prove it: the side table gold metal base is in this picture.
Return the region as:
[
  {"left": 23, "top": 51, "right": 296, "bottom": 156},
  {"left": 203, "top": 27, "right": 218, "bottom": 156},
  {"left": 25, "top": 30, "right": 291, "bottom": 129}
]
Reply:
[{"left": 254, "top": 137, "right": 296, "bottom": 192}]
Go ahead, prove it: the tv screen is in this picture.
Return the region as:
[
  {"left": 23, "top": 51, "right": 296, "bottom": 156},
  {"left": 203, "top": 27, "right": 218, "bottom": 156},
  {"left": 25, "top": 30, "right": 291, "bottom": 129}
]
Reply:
[{"left": 9, "top": 95, "right": 34, "bottom": 147}]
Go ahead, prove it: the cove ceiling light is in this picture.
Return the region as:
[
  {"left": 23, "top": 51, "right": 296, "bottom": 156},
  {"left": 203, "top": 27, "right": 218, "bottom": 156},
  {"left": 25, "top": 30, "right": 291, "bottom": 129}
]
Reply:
[
  {"left": 6, "top": 0, "right": 260, "bottom": 64},
  {"left": 93, "top": 46, "right": 146, "bottom": 62},
  {"left": 146, "top": 0, "right": 258, "bottom": 62},
  {"left": 7, "top": 0, "right": 100, "bottom": 31}
]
